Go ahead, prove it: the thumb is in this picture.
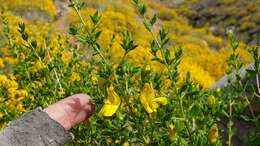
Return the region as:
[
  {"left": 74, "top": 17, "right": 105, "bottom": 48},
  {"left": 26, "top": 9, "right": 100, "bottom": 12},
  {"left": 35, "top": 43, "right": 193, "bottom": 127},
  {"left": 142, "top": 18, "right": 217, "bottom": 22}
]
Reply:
[{"left": 44, "top": 94, "right": 95, "bottom": 130}]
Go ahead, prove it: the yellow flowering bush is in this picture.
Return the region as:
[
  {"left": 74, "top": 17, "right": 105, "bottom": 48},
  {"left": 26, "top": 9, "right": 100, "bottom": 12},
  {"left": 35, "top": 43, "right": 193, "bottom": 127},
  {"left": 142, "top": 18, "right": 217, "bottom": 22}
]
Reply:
[
  {"left": 0, "top": 74, "right": 32, "bottom": 128},
  {"left": 0, "top": 0, "right": 57, "bottom": 19},
  {"left": 0, "top": 0, "right": 259, "bottom": 145}
]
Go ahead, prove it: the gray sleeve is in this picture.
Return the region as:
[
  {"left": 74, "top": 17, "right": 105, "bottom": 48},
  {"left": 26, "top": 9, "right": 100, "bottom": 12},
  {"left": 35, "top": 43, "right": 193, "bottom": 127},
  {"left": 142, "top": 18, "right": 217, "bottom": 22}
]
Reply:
[{"left": 0, "top": 108, "right": 73, "bottom": 146}]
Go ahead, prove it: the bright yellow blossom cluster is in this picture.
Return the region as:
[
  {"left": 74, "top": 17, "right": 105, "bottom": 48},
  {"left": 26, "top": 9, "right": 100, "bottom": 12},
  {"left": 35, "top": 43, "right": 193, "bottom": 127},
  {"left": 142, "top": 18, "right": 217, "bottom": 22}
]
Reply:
[
  {"left": 70, "top": 72, "right": 81, "bottom": 82},
  {"left": 0, "top": 0, "right": 253, "bottom": 89},
  {"left": 0, "top": 0, "right": 57, "bottom": 18},
  {"left": 63, "top": 0, "right": 252, "bottom": 88},
  {"left": 0, "top": 75, "right": 32, "bottom": 128}
]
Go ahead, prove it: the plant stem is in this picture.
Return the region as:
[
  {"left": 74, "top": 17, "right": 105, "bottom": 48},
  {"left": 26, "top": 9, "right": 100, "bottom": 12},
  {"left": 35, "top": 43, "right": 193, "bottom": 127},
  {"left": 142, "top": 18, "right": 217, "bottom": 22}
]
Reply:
[
  {"left": 228, "top": 100, "right": 233, "bottom": 146},
  {"left": 123, "top": 75, "right": 134, "bottom": 115},
  {"left": 256, "top": 74, "right": 260, "bottom": 96},
  {"left": 179, "top": 93, "right": 193, "bottom": 145},
  {"left": 72, "top": 4, "right": 109, "bottom": 66},
  {"left": 148, "top": 114, "right": 155, "bottom": 144},
  {"left": 143, "top": 17, "right": 168, "bottom": 67},
  {"left": 72, "top": 5, "right": 90, "bottom": 34},
  {"left": 44, "top": 42, "right": 64, "bottom": 92}
]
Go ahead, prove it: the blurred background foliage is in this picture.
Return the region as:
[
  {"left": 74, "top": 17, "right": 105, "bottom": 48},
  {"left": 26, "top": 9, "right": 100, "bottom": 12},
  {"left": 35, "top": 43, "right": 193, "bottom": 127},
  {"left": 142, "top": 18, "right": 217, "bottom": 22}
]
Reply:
[{"left": 0, "top": 0, "right": 256, "bottom": 89}]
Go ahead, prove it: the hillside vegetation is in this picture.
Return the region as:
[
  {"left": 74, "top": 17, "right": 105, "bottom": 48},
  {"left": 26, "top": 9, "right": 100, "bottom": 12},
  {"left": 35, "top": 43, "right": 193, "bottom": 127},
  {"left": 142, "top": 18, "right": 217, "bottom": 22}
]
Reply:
[
  {"left": 0, "top": 0, "right": 259, "bottom": 145},
  {"left": 0, "top": 0, "right": 254, "bottom": 88}
]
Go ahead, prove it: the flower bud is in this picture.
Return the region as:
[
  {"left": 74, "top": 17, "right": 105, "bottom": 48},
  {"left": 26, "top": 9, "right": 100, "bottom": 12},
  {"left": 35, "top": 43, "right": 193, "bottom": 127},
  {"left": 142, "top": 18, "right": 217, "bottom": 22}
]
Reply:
[
  {"left": 207, "top": 95, "right": 216, "bottom": 107},
  {"left": 168, "top": 124, "right": 177, "bottom": 141},
  {"left": 122, "top": 142, "right": 129, "bottom": 146},
  {"left": 216, "top": 87, "right": 221, "bottom": 93},
  {"left": 208, "top": 124, "right": 218, "bottom": 145}
]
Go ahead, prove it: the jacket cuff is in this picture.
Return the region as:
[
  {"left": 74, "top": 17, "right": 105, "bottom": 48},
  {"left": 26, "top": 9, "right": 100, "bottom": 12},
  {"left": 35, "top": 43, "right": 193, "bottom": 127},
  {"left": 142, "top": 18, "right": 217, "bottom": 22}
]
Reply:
[{"left": 6, "top": 108, "right": 73, "bottom": 145}]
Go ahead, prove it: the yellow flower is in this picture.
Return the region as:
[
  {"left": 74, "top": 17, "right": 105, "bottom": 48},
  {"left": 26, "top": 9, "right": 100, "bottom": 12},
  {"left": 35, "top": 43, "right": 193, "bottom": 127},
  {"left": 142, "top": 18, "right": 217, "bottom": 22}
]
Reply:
[
  {"left": 61, "top": 53, "right": 72, "bottom": 63},
  {"left": 168, "top": 124, "right": 177, "bottom": 141},
  {"left": 140, "top": 83, "right": 168, "bottom": 113},
  {"left": 207, "top": 95, "right": 216, "bottom": 107},
  {"left": 91, "top": 76, "right": 98, "bottom": 84},
  {"left": 110, "top": 74, "right": 118, "bottom": 82},
  {"left": 156, "top": 50, "right": 163, "bottom": 59},
  {"left": 0, "top": 58, "right": 5, "bottom": 69},
  {"left": 16, "top": 103, "right": 26, "bottom": 112},
  {"left": 208, "top": 124, "right": 218, "bottom": 145},
  {"left": 0, "top": 122, "right": 6, "bottom": 129},
  {"left": 0, "top": 112, "right": 3, "bottom": 119},
  {"left": 32, "top": 61, "right": 45, "bottom": 73},
  {"left": 58, "top": 89, "right": 65, "bottom": 96},
  {"left": 98, "top": 85, "right": 121, "bottom": 117},
  {"left": 10, "top": 74, "right": 17, "bottom": 81},
  {"left": 70, "top": 72, "right": 81, "bottom": 82},
  {"left": 0, "top": 75, "right": 8, "bottom": 86},
  {"left": 163, "top": 78, "right": 172, "bottom": 89},
  {"left": 122, "top": 142, "right": 129, "bottom": 146},
  {"left": 6, "top": 80, "right": 18, "bottom": 89}
]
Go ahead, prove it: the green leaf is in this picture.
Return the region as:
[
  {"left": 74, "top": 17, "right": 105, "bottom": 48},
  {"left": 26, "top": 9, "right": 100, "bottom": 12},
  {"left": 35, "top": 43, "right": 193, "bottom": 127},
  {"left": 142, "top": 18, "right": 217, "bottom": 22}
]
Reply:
[
  {"left": 152, "top": 57, "right": 164, "bottom": 64},
  {"left": 18, "top": 23, "right": 25, "bottom": 33},
  {"left": 90, "top": 11, "right": 101, "bottom": 24},
  {"left": 131, "top": 67, "right": 141, "bottom": 74},
  {"left": 68, "top": 4, "right": 74, "bottom": 7},
  {"left": 77, "top": 2, "right": 86, "bottom": 10},
  {"left": 189, "top": 104, "right": 201, "bottom": 117},
  {"left": 138, "top": 4, "right": 146, "bottom": 16},
  {"left": 21, "top": 32, "right": 28, "bottom": 41},
  {"left": 132, "top": 0, "right": 139, "bottom": 4},
  {"left": 121, "top": 31, "right": 138, "bottom": 53},
  {"left": 68, "top": 25, "right": 79, "bottom": 35},
  {"left": 143, "top": 21, "right": 151, "bottom": 32},
  {"left": 94, "top": 31, "right": 102, "bottom": 40},
  {"left": 246, "top": 69, "right": 256, "bottom": 75},
  {"left": 150, "top": 40, "right": 158, "bottom": 54},
  {"left": 162, "top": 38, "right": 169, "bottom": 47},
  {"left": 159, "top": 27, "right": 168, "bottom": 41},
  {"left": 31, "top": 40, "right": 37, "bottom": 48},
  {"left": 150, "top": 14, "right": 157, "bottom": 26},
  {"left": 165, "top": 49, "right": 171, "bottom": 65}
]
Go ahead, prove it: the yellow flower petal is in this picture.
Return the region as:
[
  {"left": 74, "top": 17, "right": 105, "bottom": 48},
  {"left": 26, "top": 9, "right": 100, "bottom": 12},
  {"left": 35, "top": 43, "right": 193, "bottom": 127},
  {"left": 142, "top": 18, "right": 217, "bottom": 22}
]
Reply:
[
  {"left": 152, "top": 97, "right": 168, "bottom": 105},
  {"left": 142, "top": 83, "right": 155, "bottom": 102},
  {"left": 140, "top": 94, "right": 154, "bottom": 113},
  {"left": 151, "top": 102, "right": 159, "bottom": 110},
  {"left": 98, "top": 104, "right": 120, "bottom": 117},
  {"left": 140, "top": 83, "right": 168, "bottom": 113},
  {"left": 107, "top": 86, "right": 121, "bottom": 105},
  {"left": 140, "top": 83, "right": 155, "bottom": 113},
  {"left": 98, "top": 85, "right": 121, "bottom": 117}
]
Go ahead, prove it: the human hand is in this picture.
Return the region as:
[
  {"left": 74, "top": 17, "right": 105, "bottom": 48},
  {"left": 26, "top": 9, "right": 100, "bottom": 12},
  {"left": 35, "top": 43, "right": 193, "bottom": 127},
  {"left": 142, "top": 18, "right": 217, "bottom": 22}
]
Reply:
[{"left": 43, "top": 94, "right": 94, "bottom": 130}]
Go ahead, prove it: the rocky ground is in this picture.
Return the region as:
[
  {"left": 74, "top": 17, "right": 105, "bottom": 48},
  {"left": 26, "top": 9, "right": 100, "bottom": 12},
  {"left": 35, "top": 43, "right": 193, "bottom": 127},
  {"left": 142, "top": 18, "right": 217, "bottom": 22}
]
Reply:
[{"left": 159, "top": 0, "right": 260, "bottom": 45}]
